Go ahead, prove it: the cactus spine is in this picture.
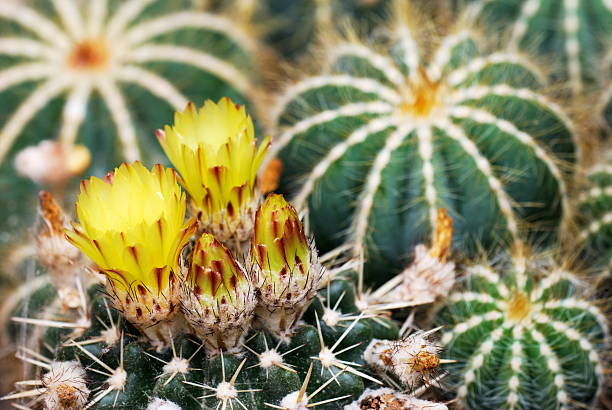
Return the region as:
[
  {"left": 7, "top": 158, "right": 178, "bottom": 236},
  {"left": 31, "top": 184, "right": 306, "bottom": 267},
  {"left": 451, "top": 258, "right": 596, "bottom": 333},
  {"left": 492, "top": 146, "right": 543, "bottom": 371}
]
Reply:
[
  {"left": 270, "top": 4, "right": 575, "bottom": 284},
  {"left": 437, "top": 254, "right": 607, "bottom": 409}
]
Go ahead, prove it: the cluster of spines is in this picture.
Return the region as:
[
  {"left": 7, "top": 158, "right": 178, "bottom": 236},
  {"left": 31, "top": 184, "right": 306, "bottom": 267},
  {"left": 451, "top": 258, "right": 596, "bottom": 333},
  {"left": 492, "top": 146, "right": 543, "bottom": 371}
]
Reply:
[{"left": 3, "top": 271, "right": 454, "bottom": 409}]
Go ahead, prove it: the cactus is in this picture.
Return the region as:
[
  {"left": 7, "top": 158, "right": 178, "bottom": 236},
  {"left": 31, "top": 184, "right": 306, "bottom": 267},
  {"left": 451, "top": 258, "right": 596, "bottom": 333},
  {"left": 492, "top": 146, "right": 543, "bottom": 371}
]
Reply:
[
  {"left": 436, "top": 253, "right": 607, "bottom": 409},
  {"left": 577, "top": 150, "right": 611, "bottom": 273},
  {"left": 0, "top": 0, "right": 264, "bottom": 241},
  {"left": 260, "top": 0, "right": 389, "bottom": 59},
  {"left": 2, "top": 99, "right": 452, "bottom": 409},
  {"left": 460, "top": 0, "right": 612, "bottom": 95},
  {"left": 269, "top": 3, "right": 575, "bottom": 285}
]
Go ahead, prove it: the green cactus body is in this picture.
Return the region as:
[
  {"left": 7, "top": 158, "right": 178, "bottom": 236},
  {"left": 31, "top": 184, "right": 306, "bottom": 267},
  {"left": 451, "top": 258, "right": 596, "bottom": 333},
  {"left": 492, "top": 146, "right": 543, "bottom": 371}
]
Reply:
[
  {"left": 261, "top": 0, "right": 389, "bottom": 58},
  {"left": 462, "top": 0, "right": 612, "bottom": 95},
  {"left": 577, "top": 152, "right": 612, "bottom": 273},
  {"left": 271, "top": 12, "right": 575, "bottom": 285},
  {"left": 0, "top": 0, "right": 261, "bottom": 235},
  {"left": 6, "top": 277, "right": 402, "bottom": 409},
  {"left": 437, "top": 256, "right": 607, "bottom": 409}
]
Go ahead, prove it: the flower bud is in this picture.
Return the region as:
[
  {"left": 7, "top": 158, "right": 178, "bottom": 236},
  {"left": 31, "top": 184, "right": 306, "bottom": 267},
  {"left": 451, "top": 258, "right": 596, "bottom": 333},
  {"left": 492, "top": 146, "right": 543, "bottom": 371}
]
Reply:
[
  {"left": 181, "top": 233, "right": 256, "bottom": 354},
  {"left": 36, "top": 191, "right": 87, "bottom": 309},
  {"left": 250, "top": 194, "right": 321, "bottom": 338}
]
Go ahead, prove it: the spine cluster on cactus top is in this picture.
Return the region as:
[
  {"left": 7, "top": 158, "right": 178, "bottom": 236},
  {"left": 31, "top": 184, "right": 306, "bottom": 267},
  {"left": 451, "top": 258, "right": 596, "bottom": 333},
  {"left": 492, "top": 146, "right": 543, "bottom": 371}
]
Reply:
[
  {"left": 66, "top": 161, "right": 196, "bottom": 349},
  {"left": 158, "top": 98, "right": 270, "bottom": 246},
  {"left": 437, "top": 254, "right": 607, "bottom": 409},
  {"left": 270, "top": 2, "right": 575, "bottom": 285}
]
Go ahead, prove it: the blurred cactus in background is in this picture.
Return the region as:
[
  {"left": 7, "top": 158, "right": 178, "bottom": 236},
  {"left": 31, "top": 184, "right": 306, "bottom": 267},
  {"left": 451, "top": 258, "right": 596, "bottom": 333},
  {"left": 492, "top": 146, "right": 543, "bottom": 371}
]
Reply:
[
  {"left": 460, "top": 0, "right": 612, "bottom": 95},
  {"left": 0, "top": 0, "right": 265, "bottom": 242},
  {"left": 270, "top": 2, "right": 576, "bottom": 285}
]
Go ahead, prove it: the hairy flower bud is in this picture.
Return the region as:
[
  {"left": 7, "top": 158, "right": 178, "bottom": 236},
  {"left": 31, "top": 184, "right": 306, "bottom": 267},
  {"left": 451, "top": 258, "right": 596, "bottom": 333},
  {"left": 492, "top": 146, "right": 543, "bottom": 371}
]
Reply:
[
  {"left": 250, "top": 194, "right": 321, "bottom": 338},
  {"left": 181, "top": 233, "right": 256, "bottom": 354}
]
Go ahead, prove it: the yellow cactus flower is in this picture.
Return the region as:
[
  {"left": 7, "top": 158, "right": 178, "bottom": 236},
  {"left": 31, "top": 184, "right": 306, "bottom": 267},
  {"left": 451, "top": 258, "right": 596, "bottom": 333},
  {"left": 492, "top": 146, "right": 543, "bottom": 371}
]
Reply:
[
  {"left": 66, "top": 162, "right": 196, "bottom": 349},
  {"left": 182, "top": 233, "right": 255, "bottom": 353},
  {"left": 251, "top": 194, "right": 321, "bottom": 338},
  {"left": 157, "top": 97, "right": 270, "bottom": 246}
]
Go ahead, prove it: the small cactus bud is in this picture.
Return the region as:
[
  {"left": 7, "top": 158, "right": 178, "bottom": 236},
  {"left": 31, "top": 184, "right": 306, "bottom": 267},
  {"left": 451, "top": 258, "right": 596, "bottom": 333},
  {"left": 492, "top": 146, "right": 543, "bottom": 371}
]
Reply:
[
  {"left": 158, "top": 98, "right": 270, "bottom": 248},
  {"left": 364, "top": 329, "right": 444, "bottom": 389},
  {"left": 147, "top": 398, "right": 182, "bottom": 410},
  {"left": 250, "top": 194, "right": 322, "bottom": 339},
  {"left": 66, "top": 162, "right": 196, "bottom": 350},
  {"left": 181, "top": 233, "right": 256, "bottom": 354},
  {"left": 36, "top": 191, "right": 87, "bottom": 309},
  {"left": 373, "top": 209, "right": 455, "bottom": 306},
  {"left": 14, "top": 140, "right": 90, "bottom": 186},
  {"left": 345, "top": 387, "right": 448, "bottom": 410},
  {"left": 41, "top": 361, "right": 89, "bottom": 410}
]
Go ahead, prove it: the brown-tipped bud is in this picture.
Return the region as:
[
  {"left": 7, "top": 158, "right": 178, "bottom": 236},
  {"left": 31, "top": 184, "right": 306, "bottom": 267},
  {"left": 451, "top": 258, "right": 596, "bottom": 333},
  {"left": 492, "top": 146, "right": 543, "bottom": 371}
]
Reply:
[
  {"left": 370, "top": 209, "right": 455, "bottom": 307},
  {"left": 36, "top": 191, "right": 87, "bottom": 309},
  {"left": 41, "top": 361, "right": 90, "bottom": 410},
  {"left": 429, "top": 209, "right": 453, "bottom": 261},
  {"left": 250, "top": 194, "right": 322, "bottom": 339},
  {"left": 364, "top": 330, "right": 443, "bottom": 388},
  {"left": 346, "top": 387, "right": 448, "bottom": 410},
  {"left": 181, "top": 233, "right": 256, "bottom": 354}
]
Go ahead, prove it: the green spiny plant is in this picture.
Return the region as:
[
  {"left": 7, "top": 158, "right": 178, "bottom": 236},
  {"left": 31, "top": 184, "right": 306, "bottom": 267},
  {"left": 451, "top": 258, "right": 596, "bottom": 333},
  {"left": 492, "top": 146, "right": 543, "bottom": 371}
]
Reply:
[
  {"left": 436, "top": 252, "right": 608, "bottom": 409},
  {"left": 1, "top": 99, "right": 453, "bottom": 409},
  {"left": 0, "top": 0, "right": 265, "bottom": 240},
  {"left": 269, "top": 2, "right": 576, "bottom": 285},
  {"left": 259, "top": 0, "right": 390, "bottom": 59},
  {"left": 458, "top": 0, "right": 612, "bottom": 95},
  {"left": 577, "top": 149, "right": 611, "bottom": 274}
]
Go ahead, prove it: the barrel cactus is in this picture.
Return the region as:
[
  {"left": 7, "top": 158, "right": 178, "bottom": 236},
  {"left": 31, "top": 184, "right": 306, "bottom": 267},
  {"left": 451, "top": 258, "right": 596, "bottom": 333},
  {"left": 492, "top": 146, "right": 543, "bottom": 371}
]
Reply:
[
  {"left": 0, "top": 0, "right": 264, "bottom": 244},
  {"left": 461, "top": 0, "right": 612, "bottom": 95},
  {"left": 270, "top": 4, "right": 575, "bottom": 285},
  {"left": 2, "top": 99, "right": 451, "bottom": 409},
  {"left": 436, "top": 253, "right": 608, "bottom": 409},
  {"left": 577, "top": 150, "right": 611, "bottom": 273}
]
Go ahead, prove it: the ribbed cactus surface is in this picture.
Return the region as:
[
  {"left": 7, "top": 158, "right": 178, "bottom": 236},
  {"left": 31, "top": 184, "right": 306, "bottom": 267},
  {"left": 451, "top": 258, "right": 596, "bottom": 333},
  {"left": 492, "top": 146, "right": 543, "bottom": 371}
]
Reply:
[
  {"left": 437, "top": 255, "right": 607, "bottom": 409},
  {"left": 270, "top": 5, "right": 575, "bottom": 284},
  {"left": 261, "top": 0, "right": 389, "bottom": 58},
  {"left": 577, "top": 151, "right": 611, "bottom": 272},
  {"left": 0, "top": 0, "right": 261, "bottom": 236},
  {"left": 462, "top": 0, "right": 612, "bottom": 95}
]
